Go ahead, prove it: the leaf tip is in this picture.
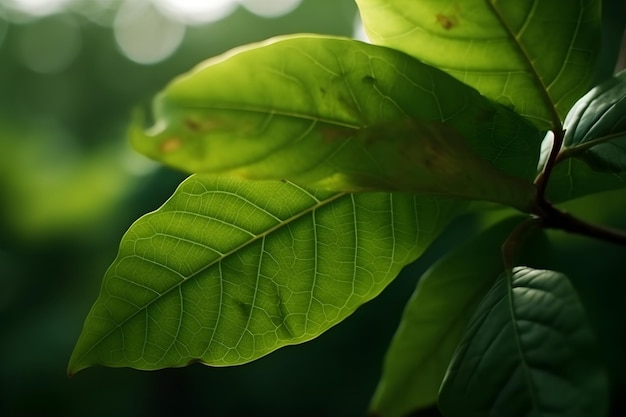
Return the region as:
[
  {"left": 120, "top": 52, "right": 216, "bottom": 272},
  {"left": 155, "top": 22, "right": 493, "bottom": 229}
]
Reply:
[
  {"left": 67, "top": 341, "right": 94, "bottom": 378},
  {"left": 66, "top": 361, "right": 85, "bottom": 378},
  {"left": 128, "top": 107, "right": 169, "bottom": 161}
]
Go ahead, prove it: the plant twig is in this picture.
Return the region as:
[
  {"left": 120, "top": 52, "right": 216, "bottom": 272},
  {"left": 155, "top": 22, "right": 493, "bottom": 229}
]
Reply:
[
  {"left": 555, "top": 131, "right": 625, "bottom": 164},
  {"left": 531, "top": 126, "right": 626, "bottom": 247},
  {"left": 539, "top": 204, "right": 626, "bottom": 247},
  {"left": 502, "top": 217, "right": 542, "bottom": 270},
  {"left": 534, "top": 127, "right": 565, "bottom": 205}
]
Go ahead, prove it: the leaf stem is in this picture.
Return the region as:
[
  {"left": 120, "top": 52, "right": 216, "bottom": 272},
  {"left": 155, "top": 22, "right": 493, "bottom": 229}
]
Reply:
[
  {"left": 502, "top": 217, "right": 542, "bottom": 270},
  {"left": 539, "top": 203, "right": 626, "bottom": 247},
  {"left": 555, "top": 131, "right": 625, "bottom": 163},
  {"left": 534, "top": 127, "right": 565, "bottom": 208},
  {"left": 531, "top": 127, "right": 626, "bottom": 247}
]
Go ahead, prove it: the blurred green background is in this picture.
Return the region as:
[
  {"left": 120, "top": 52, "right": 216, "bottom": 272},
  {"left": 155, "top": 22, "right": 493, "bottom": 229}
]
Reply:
[{"left": 1, "top": 1, "right": 625, "bottom": 416}]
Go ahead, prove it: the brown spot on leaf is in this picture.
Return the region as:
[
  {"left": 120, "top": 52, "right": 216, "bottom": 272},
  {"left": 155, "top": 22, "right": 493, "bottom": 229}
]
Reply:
[
  {"left": 160, "top": 137, "right": 181, "bottom": 153},
  {"left": 321, "top": 127, "right": 354, "bottom": 143},
  {"left": 184, "top": 117, "right": 226, "bottom": 133},
  {"left": 436, "top": 13, "right": 458, "bottom": 30},
  {"left": 185, "top": 118, "right": 201, "bottom": 131}
]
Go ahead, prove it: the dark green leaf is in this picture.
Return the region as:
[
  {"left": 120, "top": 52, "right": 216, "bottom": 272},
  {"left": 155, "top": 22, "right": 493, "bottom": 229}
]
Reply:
[
  {"left": 542, "top": 156, "right": 626, "bottom": 203},
  {"left": 132, "top": 35, "right": 540, "bottom": 210},
  {"left": 68, "top": 175, "right": 462, "bottom": 374},
  {"left": 541, "top": 71, "right": 626, "bottom": 202},
  {"left": 439, "top": 267, "right": 609, "bottom": 417},
  {"left": 356, "top": 0, "right": 602, "bottom": 130},
  {"left": 369, "top": 216, "right": 522, "bottom": 417},
  {"left": 561, "top": 69, "right": 626, "bottom": 172}
]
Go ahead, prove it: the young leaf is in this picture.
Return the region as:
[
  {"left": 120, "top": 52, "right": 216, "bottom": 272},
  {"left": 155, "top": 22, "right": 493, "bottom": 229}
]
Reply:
[
  {"left": 439, "top": 267, "right": 609, "bottom": 417},
  {"left": 356, "top": 0, "right": 601, "bottom": 130},
  {"left": 132, "top": 35, "right": 540, "bottom": 210},
  {"left": 68, "top": 175, "right": 462, "bottom": 374},
  {"left": 369, "top": 216, "right": 523, "bottom": 417},
  {"left": 560, "top": 69, "right": 626, "bottom": 171},
  {"left": 540, "top": 71, "right": 626, "bottom": 202}
]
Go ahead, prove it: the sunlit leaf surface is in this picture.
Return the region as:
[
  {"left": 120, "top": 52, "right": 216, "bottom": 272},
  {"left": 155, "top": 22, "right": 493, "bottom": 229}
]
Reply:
[
  {"left": 439, "top": 267, "right": 609, "bottom": 417},
  {"left": 133, "top": 35, "right": 540, "bottom": 209},
  {"left": 370, "top": 217, "right": 522, "bottom": 417},
  {"left": 68, "top": 175, "right": 461, "bottom": 373},
  {"left": 357, "top": 0, "right": 601, "bottom": 130}
]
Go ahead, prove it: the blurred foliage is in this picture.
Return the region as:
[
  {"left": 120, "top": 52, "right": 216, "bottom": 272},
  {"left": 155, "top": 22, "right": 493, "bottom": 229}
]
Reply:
[{"left": 0, "top": 1, "right": 625, "bottom": 416}]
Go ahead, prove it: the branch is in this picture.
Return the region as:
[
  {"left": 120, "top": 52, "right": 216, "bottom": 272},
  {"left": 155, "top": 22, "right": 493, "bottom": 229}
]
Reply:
[
  {"left": 540, "top": 204, "right": 626, "bottom": 247},
  {"left": 502, "top": 217, "right": 542, "bottom": 270},
  {"left": 534, "top": 127, "right": 565, "bottom": 205}
]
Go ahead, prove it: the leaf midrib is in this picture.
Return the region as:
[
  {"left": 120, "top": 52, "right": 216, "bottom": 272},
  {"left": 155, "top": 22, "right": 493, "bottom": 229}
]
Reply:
[
  {"left": 373, "top": 0, "right": 562, "bottom": 129},
  {"left": 71, "top": 182, "right": 348, "bottom": 370},
  {"left": 164, "top": 101, "right": 363, "bottom": 130},
  {"left": 506, "top": 268, "right": 541, "bottom": 411},
  {"left": 486, "top": 0, "right": 561, "bottom": 130}
]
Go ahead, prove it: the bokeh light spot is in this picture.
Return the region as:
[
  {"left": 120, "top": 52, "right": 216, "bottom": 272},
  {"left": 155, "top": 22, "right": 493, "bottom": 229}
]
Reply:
[
  {"left": 238, "top": 0, "right": 302, "bottom": 18},
  {"left": 153, "top": 0, "right": 237, "bottom": 25},
  {"left": 18, "top": 15, "right": 82, "bottom": 73},
  {"left": 7, "top": 0, "right": 71, "bottom": 17},
  {"left": 73, "top": 0, "right": 119, "bottom": 27},
  {"left": 114, "top": 0, "right": 185, "bottom": 65}
]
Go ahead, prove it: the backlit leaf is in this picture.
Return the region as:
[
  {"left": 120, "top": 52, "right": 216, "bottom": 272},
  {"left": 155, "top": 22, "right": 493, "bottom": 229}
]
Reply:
[
  {"left": 68, "top": 175, "right": 461, "bottom": 374},
  {"left": 356, "top": 0, "right": 601, "bottom": 130},
  {"left": 439, "top": 267, "right": 609, "bottom": 417},
  {"left": 132, "top": 35, "right": 540, "bottom": 210},
  {"left": 369, "top": 216, "right": 522, "bottom": 417}
]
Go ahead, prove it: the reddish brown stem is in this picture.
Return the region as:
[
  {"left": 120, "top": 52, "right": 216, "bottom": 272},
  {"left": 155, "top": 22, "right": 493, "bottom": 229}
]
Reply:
[
  {"left": 534, "top": 127, "right": 564, "bottom": 207},
  {"left": 539, "top": 204, "right": 626, "bottom": 247}
]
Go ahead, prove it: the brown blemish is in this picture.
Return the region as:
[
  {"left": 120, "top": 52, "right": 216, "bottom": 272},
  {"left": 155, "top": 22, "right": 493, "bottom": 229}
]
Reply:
[
  {"left": 436, "top": 13, "right": 458, "bottom": 30},
  {"left": 321, "top": 127, "right": 354, "bottom": 143},
  {"left": 160, "top": 137, "right": 181, "bottom": 153},
  {"left": 185, "top": 118, "right": 201, "bottom": 131},
  {"left": 184, "top": 118, "right": 226, "bottom": 132}
]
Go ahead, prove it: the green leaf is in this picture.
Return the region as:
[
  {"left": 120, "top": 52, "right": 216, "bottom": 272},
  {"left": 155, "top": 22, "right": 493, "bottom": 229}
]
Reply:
[
  {"left": 356, "top": 0, "right": 602, "bottom": 130},
  {"left": 541, "top": 70, "right": 626, "bottom": 202},
  {"left": 369, "top": 216, "right": 523, "bottom": 417},
  {"left": 68, "top": 175, "right": 462, "bottom": 374},
  {"left": 132, "top": 35, "right": 540, "bottom": 210},
  {"left": 561, "top": 69, "right": 626, "bottom": 171},
  {"left": 439, "top": 267, "right": 609, "bottom": 417},
  {"left": 543, "top": 156, "right": 626, "bottom": 203}
]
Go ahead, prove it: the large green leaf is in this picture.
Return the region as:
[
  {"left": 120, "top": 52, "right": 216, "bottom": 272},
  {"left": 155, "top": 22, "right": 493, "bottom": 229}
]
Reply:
[
  {"left": 369, "top": 216, "right": 522, "bottom": 417},
  {"left": 132, "top": 35, "right": 540, "bottom": 210},
  {"left": 356, "top": 0, "right": 602, "bottom": 130},
  {"left": 68, "top": 175, "right": 461, "bottom": 374},
  {"left": 439, "top": 267, "right": 609, "bottom": 417},
  {"left": 541, "top": 70, "right": 626, "bottom": 202}
]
